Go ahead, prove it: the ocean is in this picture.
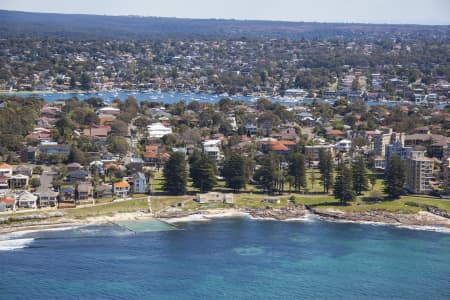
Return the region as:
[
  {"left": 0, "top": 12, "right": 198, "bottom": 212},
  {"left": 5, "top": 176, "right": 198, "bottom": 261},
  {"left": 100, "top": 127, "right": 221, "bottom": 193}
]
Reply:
[{"left": 0, "top": 218, "right": 449, "bottom": 300}]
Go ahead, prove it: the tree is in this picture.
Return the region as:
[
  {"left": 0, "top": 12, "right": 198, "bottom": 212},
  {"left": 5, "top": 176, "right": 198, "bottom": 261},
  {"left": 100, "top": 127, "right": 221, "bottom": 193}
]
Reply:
[
  {"left": 333, "top": 164, "right": 355, "bottom": 204},
  {"left": 222, "top": 153, "right": 249, "bottom": 192},
  {"left": 80, "top": 73, "right": 91, "bottom": 91},
  {"left": 253, "top": 153, "right": 282, "bottom": 195},
  {"left": 190, "top": 155, "right": 217, "bottom": 193},
  {"left": 110, "top": 120, "right": 129, "bottom": 136},
  {"left": 107, "top": 136, "right": 130, "bottom": 156},
  {"left": 310, "top": 172, "right": 317, "bottom": 191},
  {"left": 287, "top": 152, "right": 307, "bottom": 193},
  {"left": 352, "top": 156, "right": 369, "bottom": 195},
  {"left": 67, "top": 145, "right": 85, "bottom": 164},
  {"left": 369, "top": 176, "right": 377, "bottom": 191},
  {"left": 384, "top": 156, "right": 406, "bottom": 199},
  {"left": 318, "top": 149, "right": 334, "bottom": 193},
  {"left": 30, "top": 177, "right": 40, "bottom": 189},
  {"left": 163, "top": 152, "right": 187, "bottom": 195}
]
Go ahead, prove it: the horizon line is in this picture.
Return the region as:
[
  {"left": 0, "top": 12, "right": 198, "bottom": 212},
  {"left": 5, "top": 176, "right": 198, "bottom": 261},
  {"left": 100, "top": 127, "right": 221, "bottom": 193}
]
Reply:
[{"left": 2, "top": 9, "right": 450, "bottom": 27}]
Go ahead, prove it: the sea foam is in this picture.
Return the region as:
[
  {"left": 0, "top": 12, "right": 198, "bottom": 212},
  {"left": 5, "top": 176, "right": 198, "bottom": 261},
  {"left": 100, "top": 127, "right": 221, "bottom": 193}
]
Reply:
[{"left": 0, "top": 238, "right": 35, "bottom": 251}]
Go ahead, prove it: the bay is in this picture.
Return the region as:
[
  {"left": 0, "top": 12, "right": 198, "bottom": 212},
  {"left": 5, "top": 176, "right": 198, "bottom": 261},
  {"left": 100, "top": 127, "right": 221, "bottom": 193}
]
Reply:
[{"left": 0, "top": 219, "right": 449, "bottom": 300}]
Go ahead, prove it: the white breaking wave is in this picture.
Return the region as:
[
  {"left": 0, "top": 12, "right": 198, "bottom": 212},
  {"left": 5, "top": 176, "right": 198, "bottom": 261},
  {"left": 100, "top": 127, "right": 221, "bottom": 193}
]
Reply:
[
  {"left": 0, "top": 238, "right": 35, "bottom": 251},
  {"left": 165, "top": 214, "right": 211, "bottom": 223}
]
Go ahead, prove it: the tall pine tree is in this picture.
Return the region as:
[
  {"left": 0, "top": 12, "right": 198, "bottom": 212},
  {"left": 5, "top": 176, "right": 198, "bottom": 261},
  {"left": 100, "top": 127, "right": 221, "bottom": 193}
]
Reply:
[
  {"left": 334, "top": 164, "right": 355, "bottom": 204},
  {"left": 287, "top": 152, "right": 307, "bottom": 193},
  {"left": 384, "top": 156, "right": 406, "bottom": 199},
  {"left": 190, "top": 155, "right": 217, "bottom": 193},
  {"left": 352, "top": 156, "right": 369, "bottom": 195},
  {"left": 163, "top": 152, "right": 187, "bottom": 195},
  {"left": 222, "top": 153, "right": 249, "bottom": 192},
  {"left": 318, "top": 149, "right": 334, "bottom": 193}
]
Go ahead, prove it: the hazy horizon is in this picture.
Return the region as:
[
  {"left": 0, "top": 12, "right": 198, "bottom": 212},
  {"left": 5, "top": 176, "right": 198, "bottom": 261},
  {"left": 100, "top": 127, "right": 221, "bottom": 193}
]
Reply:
[{"left": 0, "top": 0, "right": 449, "bottom": 25}]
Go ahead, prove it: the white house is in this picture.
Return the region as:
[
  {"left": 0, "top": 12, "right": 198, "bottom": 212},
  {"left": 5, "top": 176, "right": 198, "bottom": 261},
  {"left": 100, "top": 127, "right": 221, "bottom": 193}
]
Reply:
[
  {"left": 113, "top": 181, "right": 130, "bottom": 198},
  {"left": 335, "top": 139, "right": 352, "bottom": 153},
  {"left": 148, "top": 122, "right": 173, "bottom": 139},
  {"left": 202, "top": 140, "right": 222, "bottom": 161},
  {"left": 16, "top": 191, "right": 38, "bottom": 209},
  {"left": 97, "top": 106, "right": 121, "bottom": 115}
]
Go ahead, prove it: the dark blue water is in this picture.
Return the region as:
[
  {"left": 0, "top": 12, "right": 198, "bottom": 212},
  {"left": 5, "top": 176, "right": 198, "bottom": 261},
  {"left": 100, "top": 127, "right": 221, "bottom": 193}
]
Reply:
[{"left": 1, "top": 219, "right": 449, "bottom": 300}]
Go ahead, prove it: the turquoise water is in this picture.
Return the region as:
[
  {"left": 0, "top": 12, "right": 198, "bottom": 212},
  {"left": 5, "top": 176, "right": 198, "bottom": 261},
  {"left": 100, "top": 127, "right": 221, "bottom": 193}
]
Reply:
[{"left": 0, "top": 219, "right": 449, "bottom": 299}]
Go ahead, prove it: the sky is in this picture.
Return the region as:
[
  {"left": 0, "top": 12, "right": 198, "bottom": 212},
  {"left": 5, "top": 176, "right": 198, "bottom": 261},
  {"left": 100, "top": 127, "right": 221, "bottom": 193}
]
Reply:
[{"left": 0, "top": 0, "right": 449, "bottom": 25}]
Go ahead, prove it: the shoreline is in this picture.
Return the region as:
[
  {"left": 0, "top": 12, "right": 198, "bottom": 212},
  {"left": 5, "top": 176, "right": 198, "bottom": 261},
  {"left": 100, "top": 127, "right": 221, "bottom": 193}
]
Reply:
[{"left": 2, "top": 206, "right": 450, "bottom": 235}]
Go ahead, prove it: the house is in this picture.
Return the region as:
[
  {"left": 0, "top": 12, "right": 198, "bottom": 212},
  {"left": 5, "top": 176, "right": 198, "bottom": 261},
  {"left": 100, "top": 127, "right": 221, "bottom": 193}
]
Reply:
[
  {"left": 98, "top": 106, "right": 121, "bottom": 115},
  {"left": 94, "top": 184, "right": 113, "bottom": 198},
  {"left": 77, "top": 182, "right": 93, "bottom": 200},
  {"left": 82, "top": 125, "right": 111, "bottom": 139},
  {"left": 335, "top": 139, "right": 352, "bottom": 153},
  {"left": 13, "top": 165, "right": 33, "bottom": 177},
  {"left": 0, "top": 196, "right": 15, "bottom": 212},
  {"left": 326, "top": 130, "right": 345, "bottom": 141},
  {"left": 132, "top": 172, "right": 147, "bottom": 194},
  {"left": 0, "top": 163, "right": 13, "bottom": 177},
  {"left": 195, "top": 192, "right": 234, "bottom": 204},
  {"left": 245, "top": 124, "right": 258, "bottom": 135},
  {"left": 89, "top": 160, "right": 104, "bottom": 175},
  {"left": 67, "top": 170, "right": 89, "bottom": 184},
  {"left": 0, "top": 176, "right": 9, "bottom": 195},
  {"left": 38, "top": 189, "right": 58, "bottom": 207},
  {"left": 16, "top": 191, "right": 38, "bottom": 209},
  {"left": 261, "top": 140, "right": 296, "bottom": 156},
  {"left": 8, "top": 174, "right": 29, "bottom": 190},
  {"left": 147, "top": 122, "right": 172, "bottom": 139},
  {"left": 202, "top": 140, "right": 222, "bottom": 161},
  {"left": 304, "top": 145, "right": 335, "bottom": 161},
  {"left": 113, "top": 181, "right": 130, "bottom": 198},
  {"left": 38, "top": 144, "right": 71, "bottom": 156},
  {"left": 67, "top": 162, "right": 82, "bottom": 172},
  {"left": 130, "top": 157, "right": 144, "bottom": 173},
  {"left": 60, "top": 187, "right": 75, "bottom": 202}
]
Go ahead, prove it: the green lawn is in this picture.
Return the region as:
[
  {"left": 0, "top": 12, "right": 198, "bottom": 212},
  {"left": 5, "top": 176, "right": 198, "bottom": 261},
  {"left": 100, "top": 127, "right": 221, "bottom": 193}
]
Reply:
[{"left": 63, "top": 199, "right": 149, "bottom": 218}]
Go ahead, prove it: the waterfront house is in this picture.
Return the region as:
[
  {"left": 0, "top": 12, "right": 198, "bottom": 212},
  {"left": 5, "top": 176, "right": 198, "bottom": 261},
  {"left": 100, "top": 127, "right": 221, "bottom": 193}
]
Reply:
[
  {"left": 60, "top": 187, "right": 75, "bottom": 202},
  {"left": 132, "top": 172, "right": 147, "bottom": 194},
  {"left": 16, "top": 191, "right": 38, "bottom": 209},
  {"left": 94, "top": 184, "right": 113, "bottom": 198},
  {"left": 38, "top": 189, "right": 58, "bottom": 207},
  {"left": 113, "top": 181, "right": 130, "bottom": 198},
  {"left": 77, "top": 182, "right": 93, "bottom": 200}
]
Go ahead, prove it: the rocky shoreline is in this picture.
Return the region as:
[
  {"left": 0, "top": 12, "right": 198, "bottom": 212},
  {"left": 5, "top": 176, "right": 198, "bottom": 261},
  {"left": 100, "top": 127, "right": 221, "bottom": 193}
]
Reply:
[{"left": 1, "top": 205, "right": 449, "bottom": 234}]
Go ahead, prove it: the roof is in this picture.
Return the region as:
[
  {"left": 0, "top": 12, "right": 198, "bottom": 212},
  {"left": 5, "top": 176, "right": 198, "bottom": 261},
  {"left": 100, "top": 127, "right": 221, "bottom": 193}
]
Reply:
[
  {"left": 145, "top": 145, "right": 158, "bottom": 152},
  {"left": 0, "top": 163, "right": 12, "bottom": 170},
  {"left": 327, "top": 130, "right": 344, "bottom": 135},
  {"left": 0, "top": 197, "right": 15, "bottom": 205},
  {"left": 114, "top": 181, "right": 130, "bottom": 188},
  {"left": 77, "top": 183, "right": 92, "bottom": 193}
]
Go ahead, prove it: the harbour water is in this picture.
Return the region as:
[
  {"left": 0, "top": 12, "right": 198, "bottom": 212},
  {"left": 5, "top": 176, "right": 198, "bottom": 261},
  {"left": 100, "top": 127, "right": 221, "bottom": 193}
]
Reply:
[{"left": 0, "top": 218, "right": 449, "bottom": 299}]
